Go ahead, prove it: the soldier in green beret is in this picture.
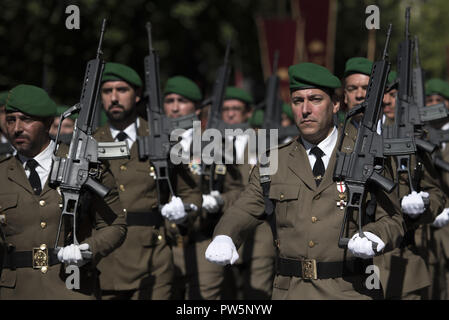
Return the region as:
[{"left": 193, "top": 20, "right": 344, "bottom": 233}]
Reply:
[
  {"left": 222, "top": 86, "right": 253, "bottom": 125},
  {"left": 206, "top": 62, "right": 405, "bottom": 299},
  {"left": 342, "top": 57, "right": 373, "bottom": 125},
  {"left": 163, "top": 75, "right": 202, "bottom": 118},
  {"left": 426, "top": 78, "right": 449, "bottom": 111},
  {"left": 0, "top": 84, "right": 127, "bottom": 299},
  {"left": 382, "top": 70, "right": 398, "bottom": 122},
  {"left": 95, "top": 64, "right": 201, "bottom": 300}
]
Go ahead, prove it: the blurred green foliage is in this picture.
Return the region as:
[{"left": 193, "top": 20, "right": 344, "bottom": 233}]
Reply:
[{"left": 0, "top": 0, "right": 447, "bottom": 105}]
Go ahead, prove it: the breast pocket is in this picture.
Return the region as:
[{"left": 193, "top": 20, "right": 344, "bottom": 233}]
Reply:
[
  {"left": 0, "top": 194, "right": 19, "bottom": 236},
  {"left": 269, "top": 184, "right": 300, "bottom": 228}
]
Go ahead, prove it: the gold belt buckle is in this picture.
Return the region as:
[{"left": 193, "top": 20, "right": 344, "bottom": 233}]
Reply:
[
  {"left": 32, "top": 244, "right": 49, "bottom": 269},
  {"left": 301, "top": 259, "right": 317, "bottom": 280}
]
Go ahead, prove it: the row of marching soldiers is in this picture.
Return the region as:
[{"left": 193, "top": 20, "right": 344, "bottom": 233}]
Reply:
[{"left": 0, "top": 55, "right": 449, "bottom": 300}]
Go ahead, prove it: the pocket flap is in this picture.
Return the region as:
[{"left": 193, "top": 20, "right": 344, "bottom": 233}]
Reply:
[
  {"left": 0, "top": 194, "right": 18, "bottom": 212},
  {"left": 268, "top": 184, "right": 300, "bottom": 201}
]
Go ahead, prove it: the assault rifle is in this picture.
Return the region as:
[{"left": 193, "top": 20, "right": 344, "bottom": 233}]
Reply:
[
  {"left": 49, "top": 19, "right": 130, "bottom": 256},
  {"left": 333, "top": 24, "right": 396, "bottom": 248},
  {"left": 137, "top": 22, "right": 197, "bottom": 211}
]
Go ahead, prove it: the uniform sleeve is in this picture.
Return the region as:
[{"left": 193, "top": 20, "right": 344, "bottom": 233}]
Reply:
[
  {"left": 213, "top": 165, "right": 266, "bottom": 249},
  {"left": 83, "top": 164, "right": 127, "bottom": 265},
  {"left": 220, "top": 164, "right": 245, "bottom": 212},
  {"left": 362, "top": 158, "right": 405, "bottom": 253}
]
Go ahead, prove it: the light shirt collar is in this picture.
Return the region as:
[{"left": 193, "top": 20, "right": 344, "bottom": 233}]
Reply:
[
  {"left": 109, "top": 118, "right": 139, "bottom": 149},
  {"left": 18, "top": 140, "right": 55, "bottom": 189},
  {"left": 301, "top": 126, "right": 338, "bottom": 171}
]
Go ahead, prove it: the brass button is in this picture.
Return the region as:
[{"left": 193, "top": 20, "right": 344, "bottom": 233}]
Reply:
[
  {"left": 40, "top": 244, "right": 47, "bottom": 250},
  {"left": 280, "top": 193, "right": 284, "bottom": 200},
  {"left": 123, "top": 208, "right": 127, "bottom": 213},
  {"left": 308, "top": 241, "right": 315, "bottom": 248},
  {"left": 41, "top": 266, "right": 48, "bottom": 274},
  {"left": 311, "top": 217, "right": 318, "bottom": 223},
  {"left": 120, "top": 165, "right": 127, "bottom": 171},
  {"left": 119, "top": 184, "right": 125, "bottom": 192},
  {"left": 313, "top": 194, "right": 321, "bottom": 200},
  {"left": 157, "top": 235, "right": 163, "bottom": 241},
  {"left": 40, "top": 221, "right": 47, "bottom": 229},
  {"left": 171, "top": 223, "right": 177, "bottom": 229},
  {"left": 39, "top": 200, "right": 46, "bottom": 207}
]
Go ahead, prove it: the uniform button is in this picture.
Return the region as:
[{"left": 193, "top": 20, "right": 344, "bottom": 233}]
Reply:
[
  {"left": 313, "top": 194, "right": 321, "bottom": 200},
  {"left": 120, "top": 165, "right": 127, "bottom": 171},
  {"left": 41, "top": 266, "right": 48, "bottom": 274},
  {"left": 119, "top": 184, "right": 125, "bottom": 192},
  {"left": 308, "top": 241, "right": 315, "bottom": 248},
  {"left": 311, "top": 217, "right": 318, "bottom": 223},
  {"left": 157, "top": 235, "right": 163, "bottom": 241},
  {"left": 280, "top": 193, "right": 284, "bottom": 200},
  {"left": 39, "top": 200, "right": 46, "bottom": 207},
  {"left": 171, "top": 223, "right": 177, "bottom": 229},
  {"left": 40, "top": 221, "right": 47, "bottom": 229},
  {"left": 40, "top": 244, "right": 47, "bottom": 250},
  {"left": 123, "top": 208, "right": 127, "bottom": 213}
]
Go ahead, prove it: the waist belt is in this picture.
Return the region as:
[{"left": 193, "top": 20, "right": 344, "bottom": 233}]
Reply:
[
  {"left": 126, "top": 210, "right": 163, "bottom": 227},
  {"left": 276, "top": 257, "right": 367, "bottom": 280},
  {"left": 3, "top": 247, "right": 60, "bottom": 269}
]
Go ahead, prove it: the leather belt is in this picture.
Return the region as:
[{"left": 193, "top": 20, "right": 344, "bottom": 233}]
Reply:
[
  {"left": 276, "top": 257, "right": 367, "bottom": 280},
  {"left": 126, "top": 210, "right": 163, "bottom": 227},
  {"left": 3, "top": 246, "right": 60, "bottom": 269}
]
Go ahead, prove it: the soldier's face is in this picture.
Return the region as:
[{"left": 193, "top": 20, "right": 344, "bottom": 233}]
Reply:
[
  {"left": 426, "top": 94, "right": 449, "bottom": 111},
  {"left": 49, "top": 116, "right": 75, "bottom": 136},
  {"left": 163, "top": 93, "right": 196, "bottom": 118},
  {"left": 101, "top": 81, "right": 140, "bottom": 122},
  {"left": 382, "top": 89, "right": 397, "bottom": 120},
  {"left": 5, "top": 111, "right": 51, "bottom": 158},
  {"left": 222, "top": 99, "right": 249, "bottom": 124},
  {"left": 344, "top": 73, "right": 370, "bottom": 110},
  {"left": 281, "top": 113, "right": 293, "bottom": 127},
  {"left": 291, "top": 88, "right": 339, "bottom": 144}
]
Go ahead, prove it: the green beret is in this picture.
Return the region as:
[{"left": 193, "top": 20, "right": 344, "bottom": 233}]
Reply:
[
  {"left": 224, "top": 87, "right": 254, "bottom": 105},
  {"left": 164, "top": 75, "right": 202, "bottom": 102},
  {"left": 0, "top": 91, "right": 9, "bottom": 106},
  {"left": 55, "top": 105, "right": 78, "bottom": 120},
  {"left": 344, "top": 57, "right": 373, "bottom": 77},
  {"left": 282, "top": 102, "right": 294, "bottom": 121},
  {"left": 288, "top": 62, "right": 341, "bottom": 92},
  {"left": 6, "top": 84, "right": 56, "bottom": 117},
  {"left": 386, "top": 70, "right": 398, "bottom": 91},
  {"left": 102, "top": 62, "right": 142, "bottom": 88},
  {"left": 249, "top": 109, "right": 264, "bottom": 127},
  {"left": 426, "top": 78, "right": 449, "bottom": 99}
]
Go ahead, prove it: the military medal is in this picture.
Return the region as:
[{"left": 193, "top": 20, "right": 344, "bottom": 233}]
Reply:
[
  {"left": 336, "top": 181, "right": 347, "bottom": 210},
  {"left": 150, "top": 166, "right": 157, "bottom": 179},
  {"left": 189, "top": 162, "right": 202, "bottom": 175}
]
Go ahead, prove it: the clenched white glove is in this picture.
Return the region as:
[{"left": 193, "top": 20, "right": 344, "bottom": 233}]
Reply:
[
  {"left": 401, "top": 191, "right": 429, "bottom": 217},
  {"left": 202, "top": 190, "right": 223, "bottom": 213},
  {"left": 57, "top": 243, "right": 90, "bottom": 265},
  {"left": 161, "top": 196, "right": 187, "bottom": 224},
  {"left": 432, "top": 208, "right": 449, "bottom": 228},
  {"left": 205, "top": 235, "right": 239, "bottom": 266},
  {"left": 348, "top": 232, "right": 385, "bottom": 259}
]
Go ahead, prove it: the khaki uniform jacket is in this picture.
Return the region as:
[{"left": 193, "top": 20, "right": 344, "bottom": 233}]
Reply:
[
  {"left": 213, "top": 127, "right": 405, "bottom": 299},
  {"left": 0, "top": 143, "right": 127, "bottom": 299},
  {"left": 94, "top": 117, "right": 202, "bottom": 291}
]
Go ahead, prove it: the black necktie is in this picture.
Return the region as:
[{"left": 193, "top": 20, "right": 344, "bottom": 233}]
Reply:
[
  {"left": 116, "top": 131, "right": 128, "bottom": 142},
  {"left": 26, "top": 159, "right": 42, "bottom": 195},
  {"left": 310, "top": 146, "right": 325, "bottom": 186}
]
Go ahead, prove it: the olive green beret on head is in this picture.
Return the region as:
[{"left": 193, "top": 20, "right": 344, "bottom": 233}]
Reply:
[
  {"left": 164, "top": 76, "right": 202, "bottom": 102},
  {"left": 249, "top": 109, "right": 264, "bottom": 127},
  {"left": 224, "top": 86, "right": 254, "bottom": 105},
  {"left": 282, "top": 102, "right": 294, "bottom": 121},
  {"left": 55, "top": 105, "right": 78, "bottom": 120},
  {"left": 344, "top": 57, "right": 373, "bottom": 77},
  {"left": 386, "top": 70, "right": 398, "bottom": 91},
  {"left": 0, "top": 91, "right": 9, "bottom": 106},
  {"left": 102, "top": 62, "right": 142, "bottom": 88},
  {"left": 288, "top": 62, "right": 341, "bottom": 92},
  {"left": 6, "top": 84, "right": 56, "bottom": 117},
  {"left": 426, "top": 78, "right": 449, "bottom": 99}
]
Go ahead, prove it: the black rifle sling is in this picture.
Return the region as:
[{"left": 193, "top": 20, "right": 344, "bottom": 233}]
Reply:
[{"left": 260, "top": 163, "right": 279, "bottom": 250}]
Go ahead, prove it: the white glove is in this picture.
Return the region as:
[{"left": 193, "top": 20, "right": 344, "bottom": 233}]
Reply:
[
  {"left": 432, "top": 208, "right": 449, "bottom": 228},
  {"left": 202, "top": 190, "right": 223, "bottom": 213},
  {"left": 348, "top": 232, "right": 385, "bottom": 259},
  {"left": 205, "top": 235, "right": 239, "bottom": 266},
  {"left": 401, "top": 191, "right": 429, "bottom": 217},
  {"left": 57, "top": 243, "right": 90, "bottom": 265},
  {"left": 161, "top": 196, "right": 187, "bottom": 223}
]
